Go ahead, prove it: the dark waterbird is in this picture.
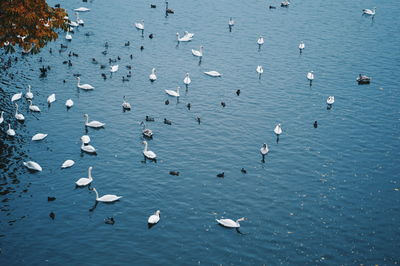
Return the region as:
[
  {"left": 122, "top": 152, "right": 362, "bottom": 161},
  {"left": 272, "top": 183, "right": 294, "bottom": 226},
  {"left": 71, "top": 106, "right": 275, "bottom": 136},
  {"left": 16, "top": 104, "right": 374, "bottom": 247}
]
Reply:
[
  {"left": 217, "top": 172, "right": 225, "bottom": 178},
  {"left": 150, "top": 4, "right": 156, "bottom": 8},
  {"left": 186, "top": 103, "right": 191, "bottom": 110},
  {"left": 241, "top": 168, "right": 247, "bottom": 174},
  {"left": 169, "top": 171, "right": 180, "bottom": 176},
  {"left": 236, "top": 89, "right": 241, "bottom": 96},
  {"left": 165, "top": 99, "right": 169, "bottom": 105},
  {"left": 196, "top": 117, "right": 201, "bottom": 124},
  {"left": 104, "top": 217, "right": 115, "bottom": 225},
  {"left": 164, "top": 118, "right": 172, "bottom": 125},
  {"left": 146, "top": 116, "right": 155, "bottom": 122},
  {"left": 125, "top": 41, "right": 130, "bottom": 46},
  {"left": 165, "top": 1, "right": 174, "bottom": 14},
  {"left": 49, "top": 212, "right": 55, "bottom": 220},
  {"left": 149, "top": 34, "right": 154, "bottom": 39},
  {"left": 140, "top": 45, "right": 144, "bottom": 51},
  {"left": 357, "top": 74, "right": 371, "bottom": 84},
  {"left": 47, "top": 197, "right": 56, "bottom": 202},
  {"left": 314, "top": 121, "right": 318, "bottom": 128},
  {"left": 221, "top": 102, "right": 226, "bottom": 108}
]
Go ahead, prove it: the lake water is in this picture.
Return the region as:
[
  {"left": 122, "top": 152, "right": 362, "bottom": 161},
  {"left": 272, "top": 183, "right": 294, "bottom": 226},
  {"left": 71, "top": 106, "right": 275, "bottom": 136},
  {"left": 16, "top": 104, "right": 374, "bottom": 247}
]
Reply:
[{"left": 1, "top": 0, "right": 399, "bottom": 265}]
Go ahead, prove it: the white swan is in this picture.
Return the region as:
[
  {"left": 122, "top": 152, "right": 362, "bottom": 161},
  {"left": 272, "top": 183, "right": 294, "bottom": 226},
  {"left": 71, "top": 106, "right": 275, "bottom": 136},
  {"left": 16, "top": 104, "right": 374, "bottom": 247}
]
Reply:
[
  {"left": 74, "top": 7, "right": 90, "bottom": 12},
  {"left": 165, "top": 87, "right": 180, "bottom": 97},
  {"left": 65, "top": 28, "right": 72, "bottom": 40},
  {"left": 61, "top": 160, "right": 75, "bottom": 169},
  {"left": 216, "top": 217, "right": 246, "bottom": 228},
  {"left": 363, "top": 7, "right": 376, "bottom": 15},
  {"left": 110, "top": 65, "right": 119, "bottom": 73},
  {"left": 77, "top": 77, "right": 94, "bottom": 90},
  {"left": 149, "top": 68, "right": 157, "bottom": 81},
  {"left": 260, "top": 143, "right": 269, "bottom": 155},
  {"left": 81, "top": 141, "right": 97, "bottom": 153},
  {"left": 140, "top": 122, "right": 153, "bottom": 138},
  {"left": 75, "top": 166, "right": 94, "bottom": 187},
  {"left": 135, "top": 20, "right": 144, "bottom": 30},
  {"left": 92, "top": 187, "right": 122, "bottom": 203},
  {"left": 25, "top": 85, "right": 33, "bottom": 99},
  {"left": 23, "top": 161, "right": 42, "bottom": 171},
  {"left": 183, "top": 73, "right": 191, "bottom": 86},
  {"left": 274, "top": 123, "right": 282, "bottom": 135},
  {"left": 148, "top": 210, "right": 160, "bottom": 224},
  {"left": 47, "top": 93, "right": 56, "bottom": 105},
  {"left": 14, "top": 104, "right": 25, "bottom": 121},
  {"left": 192, "top": 46, "right": 203, "bottom": 57},
  {"left": 184, "top": 31, "right": 194, "bottom": 38},
  {"left": 176, "top": 32, "right": 192, "bottom": 42},
  {"left": 327, "top": 96, "right": 335, "bottom": 105},
  {"left": 28, "top": 100, "right": 41, "bottom": 112},
  {"left": 143, "top": 141, "right": 157, "bottom": 159},
  {"left": 0, "top": 111, "right": 3, "bottom": 124},
  {"left": 69, "top": 21, "right": 79, "bottom": 27},
  {"left": 299, "top": 41, "right": 305, "bottom": 51},
  {"left": 81, "top": 135, "right": 91, "bottom": 144},
  {"left": 228, "top": 17, "right": 235, "bottom": 26},
  {"left": 11, "top": 92, "right": 22, "bottom": 102},
  {"left": 257, "top": 36, "right": 264, "bottom": 45},
  {"left": 7, "top": 124, "right": 15, "bottom": 137},
  {"left": 256, "top": 65, "right": 264, "bottom": 75},
  {"left": 204, "top": 71, "right": 222, "bottom": 77},
  {"left": 65, "top": 99, "right": 74, "bottom": 108},
  {"left": 32, "top": 133, "right": 48, "bottom": 141},
  {"left": 307, "top": 71, "right": 314, "bottom": 81},
  {"left": 122, "top": 96, "right": 131, "bottom": 110},
  {"left": 84, "top": 114, "right": 105, "bottom": 128},
  {"left": 75, "top": 12, "right": 84, "bottom": 25}
]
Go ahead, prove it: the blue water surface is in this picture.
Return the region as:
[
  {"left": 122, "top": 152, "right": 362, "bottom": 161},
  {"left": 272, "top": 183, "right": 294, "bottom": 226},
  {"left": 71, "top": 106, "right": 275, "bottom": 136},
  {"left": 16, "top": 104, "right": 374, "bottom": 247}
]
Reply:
[{"left": 1, "top": 0, "right": 399, "bottom": 265}]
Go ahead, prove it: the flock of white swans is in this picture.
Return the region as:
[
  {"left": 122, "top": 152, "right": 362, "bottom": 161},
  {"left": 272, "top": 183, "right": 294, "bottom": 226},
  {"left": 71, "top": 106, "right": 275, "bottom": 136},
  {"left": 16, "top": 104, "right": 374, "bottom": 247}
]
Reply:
[{"left": 0, "top": 3, "right": 376, "bottom": 229}]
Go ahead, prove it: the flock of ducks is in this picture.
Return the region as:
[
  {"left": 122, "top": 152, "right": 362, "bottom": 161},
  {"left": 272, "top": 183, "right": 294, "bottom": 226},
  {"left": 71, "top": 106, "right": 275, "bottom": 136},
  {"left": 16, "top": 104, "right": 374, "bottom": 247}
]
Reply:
[{"left": 1, "top": 2, "right": 376, "bottom": 230}]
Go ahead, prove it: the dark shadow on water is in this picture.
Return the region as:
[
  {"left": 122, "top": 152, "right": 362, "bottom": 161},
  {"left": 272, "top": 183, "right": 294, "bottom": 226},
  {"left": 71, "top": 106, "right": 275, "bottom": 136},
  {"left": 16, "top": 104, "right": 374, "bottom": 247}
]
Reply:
[
  {"left": 148, "top": 223, "right": 157, "bottom": 229},
  {"left": 89, "top": 201, "right": 98, "bottom": 212}
]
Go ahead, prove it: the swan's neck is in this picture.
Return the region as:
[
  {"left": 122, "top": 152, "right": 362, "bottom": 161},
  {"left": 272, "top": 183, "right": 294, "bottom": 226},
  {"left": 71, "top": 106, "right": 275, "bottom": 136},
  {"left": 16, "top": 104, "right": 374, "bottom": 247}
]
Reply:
[
  {"left": 85, "top": 115, "right": 89, "bottom": 124},
  {"left": 8, "top": 124, "right": 11, "bottom": 130},
  {"left": 28, "top": 86, "right": 31, "bottom": 93},
  {"left": 93, "top": 189, "right": 99, "bottom": 199},
  {"left": 88, "top": 168, "right": 93, "bottom": 179},
  {"left": 176, "top": 87, "right": 180, "bottom": 93},
  {"left": 236, "top": 217, "right": 245, "bottom": 223},
  {"left": 15, "top": 104, "right": 18, "bottom": 113},
  {"left": 77, "top": 78, "right": 80, "bottom": 86},
  {"left": 144, "top": 142, "right": 148, "bottom": 152}
]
